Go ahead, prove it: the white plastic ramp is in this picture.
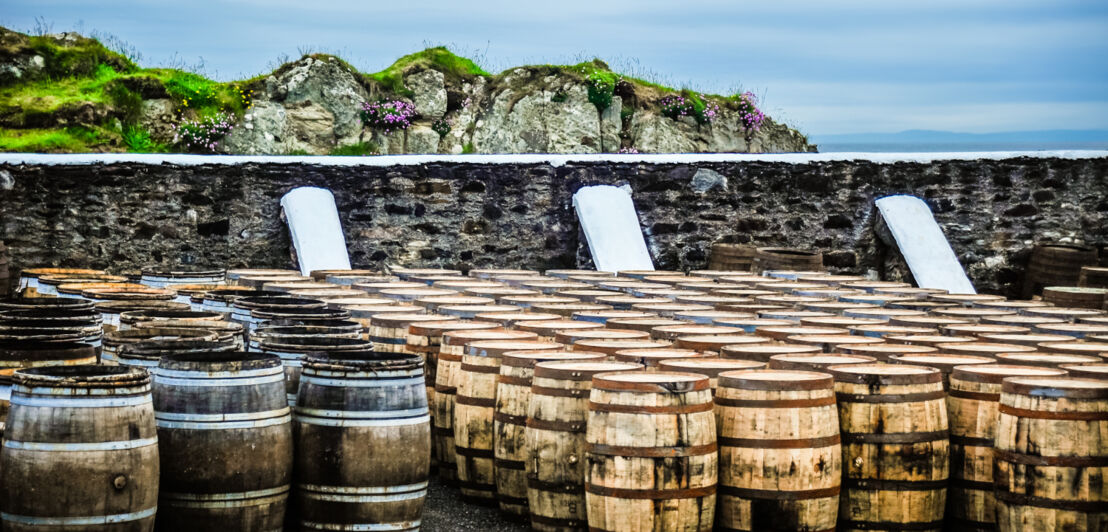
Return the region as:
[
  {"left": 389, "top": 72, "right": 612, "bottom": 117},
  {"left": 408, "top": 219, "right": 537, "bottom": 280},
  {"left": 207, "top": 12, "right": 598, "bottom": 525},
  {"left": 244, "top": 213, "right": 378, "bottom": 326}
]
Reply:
[
  {"left": 875, "top": 194, "right": 975, "bottom": 294},
  {"left": 572, "top": 185, "right": 654, "bottom": 272},
  {"left": 280, "top": 187, "right": 351, "bottom": 276}
]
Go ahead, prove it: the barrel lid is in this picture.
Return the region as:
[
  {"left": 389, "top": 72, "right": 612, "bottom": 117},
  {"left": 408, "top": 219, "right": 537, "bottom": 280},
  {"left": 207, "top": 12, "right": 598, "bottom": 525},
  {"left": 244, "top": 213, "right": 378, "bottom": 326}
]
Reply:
[
  {"left": 158, "top": 351, "right": 280, "bottom": 371},
  {"left": 369, "top": 313, "right": 454, "bottom": 328},
  {"left": 234, "top": 296, "right": 326, "bottom": 309},
  {"left": 1034, "top": 323, "right": 1108, "bottom": 337},
  {"left": 467, "top": 340, "right": 563, "bottom": 357},
  {"left": 630, "top": 303, "right": 714, "bottom": 313},
  {"left": 255, "top": 324, "right": 360, "bottom": 337},
  {"left": 82, "top": 287, "right": 177, "bottom": 301},
  {"left": 974, "top": 300, "right": 1053, "bottom": 311},
  {"left": 309, "top": 268, "right": 386, "bottom": 280},
  {"left": 432, "top": 280, "right": 503, "bottom": 291},
  {"left": 718, "top": 369, "right": 834, "bottom": 391},
  {"left": 657, "top": 358, "right": 764, "bottom": 376},
  {"left": 378, "top": 287, "right": 458, "bottom": 299},
  {"left": 106, "top": 327, "right": 219, "bottom": 343},
  {"left": 1037, "top": 341, "right": 1108, "bottom": 355},
  {"left": 95, "top": 300, "right": 190, "bottom": 313},
  {"left": 21, "top": 267, "right": 105, "bottom": 279},
  {"left": 675, "top": 335, "right": 769, "bottom": 350},
  {"left": 304, "top": 351, "right": 423, "bottom": 372},
  {"left": 0, "top": 328, "right": 89, "bottom": 341},
  {"left": 468, "top": 268, "right": 540, "bottom": 278},
  {"left": 799, "top": 316, "right": 886, "bottom": 328},
  {"left": 1002, "top": 377, "right": 1108, "bottom": 399},
  {"left": 517, "top": 319, "right": 604, "bottom": 336},
  {"left": 890, "top": 316, "right": 971, "bottom": 328},
  {"left": 951, "top": 364, "right": 1067, "bottom": 384},
  {"left": 721, "top": 344, "right": 823, "bottom": 357},
  {"left": 994, "top": 352, "right": 1102, "bottom": 366},
  {"left": 981, "top": 315, "right": 1066, "bottom": 327},
  {"left": 136, "top": 319, "right": 242, "bottom": 333},
  {"left": 1059, "top": 364, "right": 1108, "bottom": 379},
  {"left": 260, "top": 318, "right": 361, "bottom": 330},
  {"left": 979, "top": 333, "right": 1077, "bottom": 346},
  {"left": 938, "top": 342, "right": 1037, "bottom": 355},
  {"left": 226, "top": 268, "right": 299, "bottom": 279},
  {"left": 595, "top": 295, "right": 669, "bottom": 306},
  {"left": 501, "top": 295, "right": 579, "bottom": 307},
  {"left": 119, "top": 309, "right": 223, "bottom": 322},
  {"left": 461, "top": 287, "right": 539, "bottom": 298},
  {"left": 342, "top": 304, "right": 421, "bottom": 318},
  {"left": 839, "top": 344, "right": 939, "bottom": 356},
  {"left": 352, "top": 281, "right": 425, "bottom": 293},
  {"left": 543, "top": 269, "right": 615, "bottom": 278},
  {"left": 442, "top": 329, "right": 537, "bottom": 345},
  {"left": 556, "top": 329, "right": 649, "bottom": 344},
  {"left": 0, "top": 341, "right": 96, "bottom": 368},
  {"left": 849, "top": 325, "right": 939, "bottom": 337},
  {"left": 0, "top": 298, "right": 94, "bottom": 311},
  {"left": 884, "top": 334, "right": 975, "bottom": 346},
  {"left": 787, "top": 334, "right": 885, "bottom": 346},
  {"left": 929, "top": 293, "right": 1007, "bottom": 304},
  {"left": 613, "top": 348, "right": 710, "bottom": 365},
  {"left": 591, "top": 371, "right": 710, "bottom": 393},
  {"left": 416, "top": 295, "right": 495, "bottom": 307},
  {"left": 768, "top": 353, "right": 876, "bottom": 370},
  {"left": 889, "top": 353, "right": 996, "bottom": 370},
  {"left": 943, "top": 324, "right": 1031, "bottom": 336},
  {"left": 408, "top": 320, "right": 499, "bottom": 336},
  {"left": 711, "top": 318, "right": 792, "bottom": 329},
  {"left": 1, "top": 307, "right": 102, "bottom": 321},
  {"left": 141, "top": 268, "right": 224, "bottom": 278},
  {"left": 501, "top": 350, "right": 604, "bottom": 367},
  {"left": 828, "top": 363, "right": 942, "bottom": 384},
  {"left": 755, "top": 326, "right": 849, "bottom": 340},
  {"left": 14, "top": 364, "right": 149, "bottom": 388},
  {"left": 573, "top": 310, "right": 655, "bottom": 320},
  {"left": 605, "top": 318, "right": 684, "bottom": 331},
  {"left": 651, "top": 325, "right": 736, "bottom": 340},
  {"left": 256, "top": 336, "right": 373, "bottom": 352},
  {"left": 439, "top": 304, "right": 522, "bottom": 318},
  {"left": 474, "top": 312, "right": 561, "bottom": 327},
  {"left": 533, "top": 360, "right": 642, "bottom": 380},
  {"left": 572, "top": 339, "right": 670, "bottom": 353},
  {"left": 392, "top": 267, "right": 463, "bottom": 277},
  {"left": 41, "top": 274, "right": 129, "bottom": 287}
]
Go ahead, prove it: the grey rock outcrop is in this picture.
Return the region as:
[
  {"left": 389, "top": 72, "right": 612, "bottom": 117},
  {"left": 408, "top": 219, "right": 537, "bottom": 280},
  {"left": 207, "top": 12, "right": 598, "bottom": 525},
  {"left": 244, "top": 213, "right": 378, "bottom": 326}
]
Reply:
[{"left": 220, "top": 56, "right": 815, "bottom": 155}]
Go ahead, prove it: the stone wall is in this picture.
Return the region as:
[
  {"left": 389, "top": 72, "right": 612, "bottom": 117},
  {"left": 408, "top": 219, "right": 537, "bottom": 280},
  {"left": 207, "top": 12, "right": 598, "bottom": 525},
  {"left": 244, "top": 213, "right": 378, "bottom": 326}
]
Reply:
[{"left": 1, "top": 154, "right": 1105, "bottom": 296}]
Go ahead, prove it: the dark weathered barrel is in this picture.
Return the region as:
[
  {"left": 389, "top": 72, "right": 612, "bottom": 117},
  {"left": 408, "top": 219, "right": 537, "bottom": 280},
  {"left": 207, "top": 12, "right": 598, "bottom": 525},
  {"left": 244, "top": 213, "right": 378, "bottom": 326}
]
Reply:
[
  {"left": 0, "top": 341, "right": 97, "bottom": 424},
  {"left": 1023, "top": 242, "right": 1099, "bottom": 298},
  {"left": 250, "top": 324, "right": 361, "bottom": 352},
  {"left": 294, "top": 352, "right": 430, "bottom": 531},
  {"left": 752, "top": 247, "right": 824, "bottom": 274},
  {"left": 153, "top": 352, "right": 292, "bottom": 531},
  {"left": 133, "top": 319, "right": 245, "bottom": 350},
  {"left": 103, "top": 327, "right": 220, "bottom": 365},
  {"left": 117, "top": 309, "right": 224, "bottom": 330},
  {"left": 257, "top": 336, "right": 373, "bottom": 406},
  {"left": 0, "top": 365, "right": 159, "bottom": 531}
]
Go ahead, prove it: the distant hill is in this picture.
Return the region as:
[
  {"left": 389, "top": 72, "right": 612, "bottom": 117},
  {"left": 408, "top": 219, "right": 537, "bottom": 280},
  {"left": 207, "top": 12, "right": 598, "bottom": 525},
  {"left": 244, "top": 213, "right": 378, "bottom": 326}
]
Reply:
[{"left": 813, "top": 129, "right": 1108, "bottom": 145}]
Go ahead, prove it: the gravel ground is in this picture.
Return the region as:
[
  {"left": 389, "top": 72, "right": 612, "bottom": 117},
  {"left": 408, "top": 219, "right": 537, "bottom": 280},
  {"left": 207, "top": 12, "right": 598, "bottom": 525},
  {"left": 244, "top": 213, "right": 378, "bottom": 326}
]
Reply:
[{"left": 422, "top": 475, "right": 531, "bottom": 531}]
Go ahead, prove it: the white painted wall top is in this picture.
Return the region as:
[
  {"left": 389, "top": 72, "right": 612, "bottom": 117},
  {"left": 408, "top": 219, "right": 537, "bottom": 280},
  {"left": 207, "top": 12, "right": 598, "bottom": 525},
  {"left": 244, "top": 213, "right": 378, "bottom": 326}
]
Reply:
[{"left": 1, "top": 151, "right": 1105, "bottom": 168}]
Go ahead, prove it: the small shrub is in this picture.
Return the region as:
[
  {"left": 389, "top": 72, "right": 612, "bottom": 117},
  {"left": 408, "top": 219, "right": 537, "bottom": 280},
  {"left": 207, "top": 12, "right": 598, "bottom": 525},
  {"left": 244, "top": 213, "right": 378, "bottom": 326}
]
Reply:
[
  {"left": 107, "top": 82, "right": 143, "bottom": 125},
  {"left": 659, "top": 93, "right": 720, "bottom": 125},
  {"left": 331, "top": 141, "right": 380, "bottom": 156},
  {"left": 731, "top": 91, "right": 766, "bottom": 132},
  {"left": 165, "top": 73, "right": 222, "bottom": 110},
  {"left": 462, "top": 142, "right": 476, "bottom": 154},
  {"left": 585, "top": 72, "right": 618, "bottom": 111},
  {"left": 122, "top": 126, "right": 165, "bottom": 153},
  {"left": 431, "top": 118, "right": 451, "bottom": 138},
  {"left": 551, "top": 91, "right": 567, "bottom": 103},
  {"left": 360, "top": 99, "right": 417, "bottom": 134},
  {"left": 172, "top": 111, "right": 234, "bottom": 153}
]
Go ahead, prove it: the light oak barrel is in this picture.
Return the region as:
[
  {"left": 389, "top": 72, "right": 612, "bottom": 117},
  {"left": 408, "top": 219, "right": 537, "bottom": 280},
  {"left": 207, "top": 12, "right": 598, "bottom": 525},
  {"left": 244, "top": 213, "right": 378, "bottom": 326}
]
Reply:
[
  {"left": 946, "top": 365, "right": 1067, "bottom": 532},
  {"left": 584, "top": 372, "right": 718, "bottom": 532},
  {"left": 494, "top": 350, "right": 605, "bottom": 520},
  {"left": 829, "top": 363, "right": 950, "bottom": 532},
  {"left": 455, "top": 340, "right": 560, "bottom": 504},
  {"left": 993, "top": 377, "right": 1108, "bottom": 532},
  {"left": 525, "top": 360, "right": 643, "bottom": 532},
  {"left": 715, "top": 369, "right": 841, "bottom": 532},
  {"left": 435, "top": 329, "right": 537, "bottom": 484}
]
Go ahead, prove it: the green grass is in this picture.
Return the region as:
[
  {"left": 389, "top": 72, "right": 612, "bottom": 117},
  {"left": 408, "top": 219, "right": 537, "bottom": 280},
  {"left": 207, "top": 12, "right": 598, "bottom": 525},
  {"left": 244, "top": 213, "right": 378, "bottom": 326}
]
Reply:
[
  {"left": 462, "top": 142, "right": 476, "bottom": 154},
  {"left": 0, "top": 63, "right": 122, "bottom": 116},
  {"left": 121, "top": 125, "right": 166, "bottom": 152},
  {"left": 367, "top": 47, "right": 490, "bottom": 96},
  {"left": 330, "top": 141, "right": 379, "bottom": 156},
  {"left": 0, "top": 126, "right": 116, "bottom": 152}
]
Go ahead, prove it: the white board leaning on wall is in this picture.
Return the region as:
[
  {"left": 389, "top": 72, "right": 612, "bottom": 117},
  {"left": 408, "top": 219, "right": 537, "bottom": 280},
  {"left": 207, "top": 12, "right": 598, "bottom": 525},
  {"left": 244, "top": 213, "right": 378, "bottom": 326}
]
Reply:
[
  {"left": 280, "top": 186, "right": 352, "bottom": 276},
  {"left": 572, "top": 185, "right": 655, "bottom": 272}
]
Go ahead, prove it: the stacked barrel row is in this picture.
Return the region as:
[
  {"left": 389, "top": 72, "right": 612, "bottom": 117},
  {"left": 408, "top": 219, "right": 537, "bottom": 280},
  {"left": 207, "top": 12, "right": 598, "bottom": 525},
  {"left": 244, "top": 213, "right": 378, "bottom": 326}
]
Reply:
[{"left": 4, "top": 264, "right": 1108, "bottom": 531}]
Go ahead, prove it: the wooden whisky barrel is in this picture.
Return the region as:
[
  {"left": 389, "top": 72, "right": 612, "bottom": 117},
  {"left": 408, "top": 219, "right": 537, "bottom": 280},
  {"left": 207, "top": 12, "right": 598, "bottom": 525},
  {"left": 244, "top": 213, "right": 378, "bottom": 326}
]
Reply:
[
  {"left": 293, "top": 352, "right": 430, "bottom": 532},
  {"left": 493, "top": 350, "right": 604, "bottom": 520},
  {"left": 994, "top": 377, "right": 1108, "bottom": 531},
  {"left": 0, "top": 341, "right": 97, "bottom": 424},
  {"left": 1, "top": 365, "right": 159, "bottom": 531},
  {"left": 1023, "top": 243, "right": 1099, "bottom": 298},
  {"left": 715, "top": 369, "right": 841, "bottom": 532},
  {"left": 830, "top": 363, "right": 949, "bottom": 532},
  {"left": 946, "top": 364, "right": 1068, "bottom": 532},
  {"left": 434, "top": 329, "right": 537, "bottom": 484},
  {"left": 1043, "top": 286, "right": 1108, "bottom": 310},
  {"left": 153, "top": 351, "right": 292, "bottom": 531},
  {"left": 612, "top": 348, "right": 713, "bottom": 369},
  {"left": 367, "top": 313, "right": 452, "bottom": 354},
  {"left": 455, "top": 340, "right": 561, "bottom": 504},
  {"left": 525, "top": 360, "right": 643, "bottom": 532},
  {"left": 888, "top": 353, "right": 997, "bottom": 389},
  {"left": 585, "top": 372, "right": 717, "bottom": 532},
  {"left": 257, "top": 336, "right": 373, "bottom": 406},
  {"left": 719, "top": 343, "right": 822, "bottom": 363},
  {"left": 656, "top": 357, "right": 764, "bottom": 392},
  {"left": 752, "top": 248, "right": 824, "bottom": 274},
  {"left": 767, "top": 352, "right": 875, "bottom": 372},
  {"left": 708, "top": 242, "right": 756, "bottom": 272}
]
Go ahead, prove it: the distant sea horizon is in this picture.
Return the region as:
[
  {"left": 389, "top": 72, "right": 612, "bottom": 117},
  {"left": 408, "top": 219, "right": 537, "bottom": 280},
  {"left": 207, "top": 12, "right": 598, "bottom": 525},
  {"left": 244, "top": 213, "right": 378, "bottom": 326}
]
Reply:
[{"left": 815, "top": 141, "right": 1108, "bottom": 153}]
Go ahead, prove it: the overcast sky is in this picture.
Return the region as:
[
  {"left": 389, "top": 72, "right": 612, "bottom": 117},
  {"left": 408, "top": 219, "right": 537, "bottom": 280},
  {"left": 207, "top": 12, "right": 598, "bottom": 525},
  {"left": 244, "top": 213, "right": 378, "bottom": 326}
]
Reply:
[{"left": 3, "top": 0, "right": 1106, "bottom": 136}]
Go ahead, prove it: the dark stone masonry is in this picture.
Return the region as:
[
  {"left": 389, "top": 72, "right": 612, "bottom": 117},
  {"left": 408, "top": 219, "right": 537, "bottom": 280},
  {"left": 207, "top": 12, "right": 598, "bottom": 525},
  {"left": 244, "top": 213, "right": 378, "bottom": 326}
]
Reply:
[{"left": 1, "top": 154, "right": 1105, "bottom": 297}]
